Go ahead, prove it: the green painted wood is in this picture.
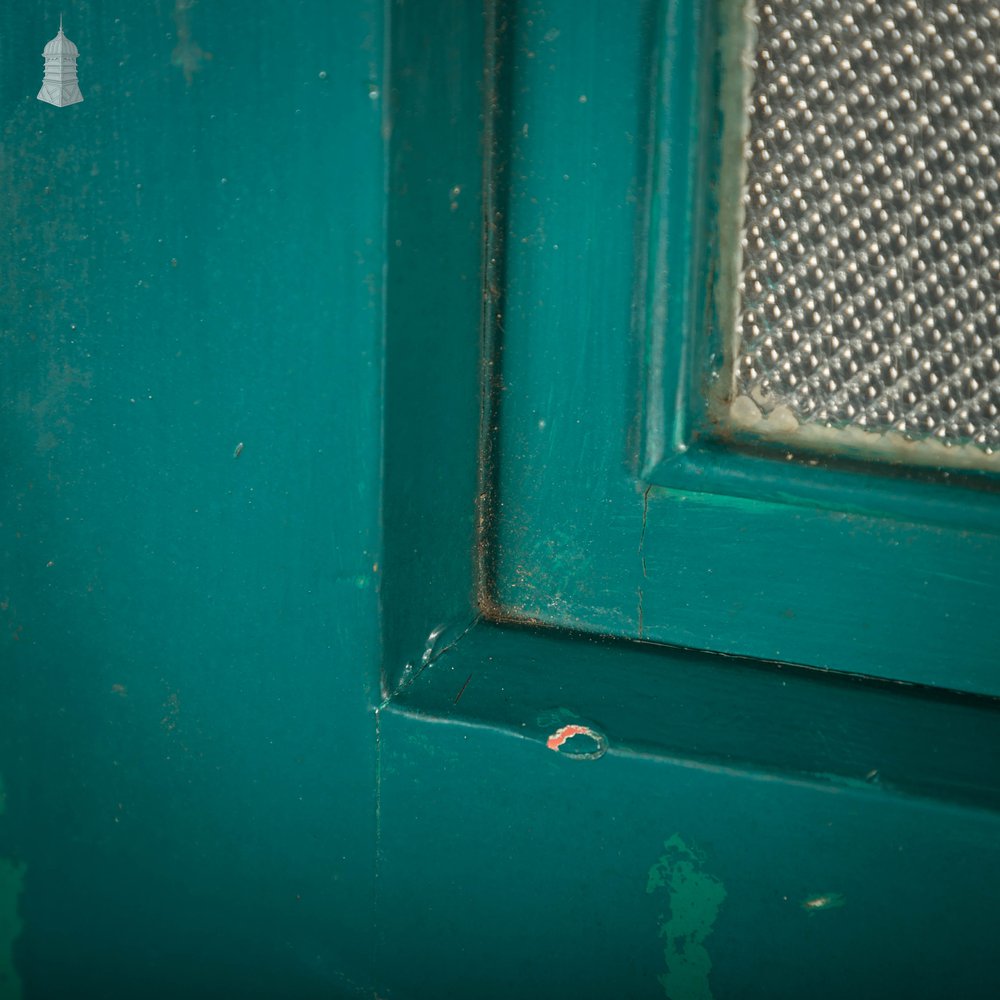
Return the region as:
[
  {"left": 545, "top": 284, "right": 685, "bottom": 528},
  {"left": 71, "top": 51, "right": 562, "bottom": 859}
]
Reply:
[
  {"left": 4, "top": 3, "right": 999, "bottom": 997},
  {"left": 379, "top": 687, "right": 1000, "bottom": 999},
  {"left": 393, "top": 620, "right": 1000, "bottom": 815},
  {"left": 487, "top": 0, "right": 1000, "bottom": 695},
  {"left": 381, "top": 0, "right": 488, "bottom": 693},
  {"left": 1, "top": 4, "right": 384, "bottom": 996}
]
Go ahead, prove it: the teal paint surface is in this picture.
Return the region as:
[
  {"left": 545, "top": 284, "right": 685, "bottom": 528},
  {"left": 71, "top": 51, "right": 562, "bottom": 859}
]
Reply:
[
  {"left": 379, "top": 690, "right": 1000, "bottom": 998},
  {"left": 380, "top": 0, "right": 487, "bottom": 693},
  {"left": 0, "top": 856, "right": 25, "bottom": 1000},
  {"left": 647, "top": 835, "right": 726, "bottom": 1000},
  {"left": 1, "top": 3, "right": 384, "bottom": 995},
  {"left": 385, "top": 621, "right": 1000, "bottom": 993},
  {"left": 2, "top": 2, "right": 1000, "bottom": 996},
  {"left": 395, "top": 621, "right": 1000, "bottom": 815},
  {"left": 0, "top": 775, "right": 25, "bottom": 1000}
]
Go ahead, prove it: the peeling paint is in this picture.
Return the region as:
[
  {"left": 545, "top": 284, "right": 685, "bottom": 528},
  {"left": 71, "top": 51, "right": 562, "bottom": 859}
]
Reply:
[
  {"left": 0, "top": 775, "right": 26, "bottom": 1000},
  {"left": 647, "top": 835, "right": 727, "bottom": 1000}
]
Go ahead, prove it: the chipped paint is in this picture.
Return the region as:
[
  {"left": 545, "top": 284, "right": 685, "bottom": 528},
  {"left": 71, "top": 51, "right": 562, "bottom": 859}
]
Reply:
[
  {"left": 647, "top": 834, "right": 727, "bottom": 1000},
  {"left": 545, "top": 723, "right": 607, "bottom": 760},
  {"left": 0, "top": 775, "right": 26, "bottom": 1000},
  {"left": 801, "top": 892, "right": 846, "bottom": 913}
]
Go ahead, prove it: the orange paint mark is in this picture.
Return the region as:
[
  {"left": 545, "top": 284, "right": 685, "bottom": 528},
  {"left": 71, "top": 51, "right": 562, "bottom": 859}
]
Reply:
[{"left": 546, "top": 724, "right": 597, "bottom": 751}]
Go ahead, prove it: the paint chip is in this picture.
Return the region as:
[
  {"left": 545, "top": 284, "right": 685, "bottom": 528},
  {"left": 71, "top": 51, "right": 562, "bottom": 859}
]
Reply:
[
  {"left": 801, "top": 892, "right": 846, "bottom": 912},
  {"left": 647, "top": 834, "right": 726, "bottom": 999},
  {"left": 545, "top": 723, "right": 607, "bottom": 760}
]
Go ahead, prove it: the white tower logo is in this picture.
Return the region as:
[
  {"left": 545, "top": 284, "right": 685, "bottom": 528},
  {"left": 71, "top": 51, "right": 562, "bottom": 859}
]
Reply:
[{"left": 38, "top": 16, "right": 84, "bottom": 108}]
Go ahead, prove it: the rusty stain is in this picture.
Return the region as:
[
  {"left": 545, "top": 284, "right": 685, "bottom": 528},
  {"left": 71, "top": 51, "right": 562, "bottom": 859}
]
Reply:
[
  {"left": 546, "top": 723, "right": 608, "bottom": 760},
  {"left": 172, "top": 0, "right": 213, "bottom": 85},
  {"left": 18, "top": 361, "right": 92, "bottom": 457},
  {"left": 111, "top": 684, "right": 128, "bottom": 697},
  {"left": 453, "top": 674, "right": 473, "bottom": 705},
  {"left": 160, "top": 691, "right": 180, "bottom": 732}
]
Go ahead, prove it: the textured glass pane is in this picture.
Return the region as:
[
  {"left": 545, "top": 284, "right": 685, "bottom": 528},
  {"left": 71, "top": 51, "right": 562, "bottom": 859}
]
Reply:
[{"left": 725, "top": 0, "right": 1000, "bottom": 468}]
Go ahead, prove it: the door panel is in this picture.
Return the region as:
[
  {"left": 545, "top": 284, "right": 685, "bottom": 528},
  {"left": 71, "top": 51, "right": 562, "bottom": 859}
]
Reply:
[
  {"left": 3, "top": 3, "right": 999, "bottom": 998},
  {"left": 486, "top": 0, "right": 1000, "bottom": 694}
]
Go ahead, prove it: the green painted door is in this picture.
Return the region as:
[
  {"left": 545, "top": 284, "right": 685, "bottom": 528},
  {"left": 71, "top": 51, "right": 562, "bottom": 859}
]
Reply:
[
  {"left": 1, "top": 4, "right": 382, "bottom": 996},
  {"left": 3, "top": 3, "right": 1000, "bottom": 1000}
]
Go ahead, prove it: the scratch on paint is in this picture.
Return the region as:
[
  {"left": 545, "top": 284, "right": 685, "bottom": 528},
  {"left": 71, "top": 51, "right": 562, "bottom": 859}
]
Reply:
[
  {"left": 393, "top": 615, "right": 481, "bottom": 698},
  {"left": 638, "top": 484, "right": 651, "bottom": 579},
  {"left": 453, "top": 673, "right": 472, "bottom": 705},
  {"left": 0, "top": 775, "right": 26, "bottom": 1000},
  {"left": 647, "top": 834, "right": 726, "bottom": 1000}
]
